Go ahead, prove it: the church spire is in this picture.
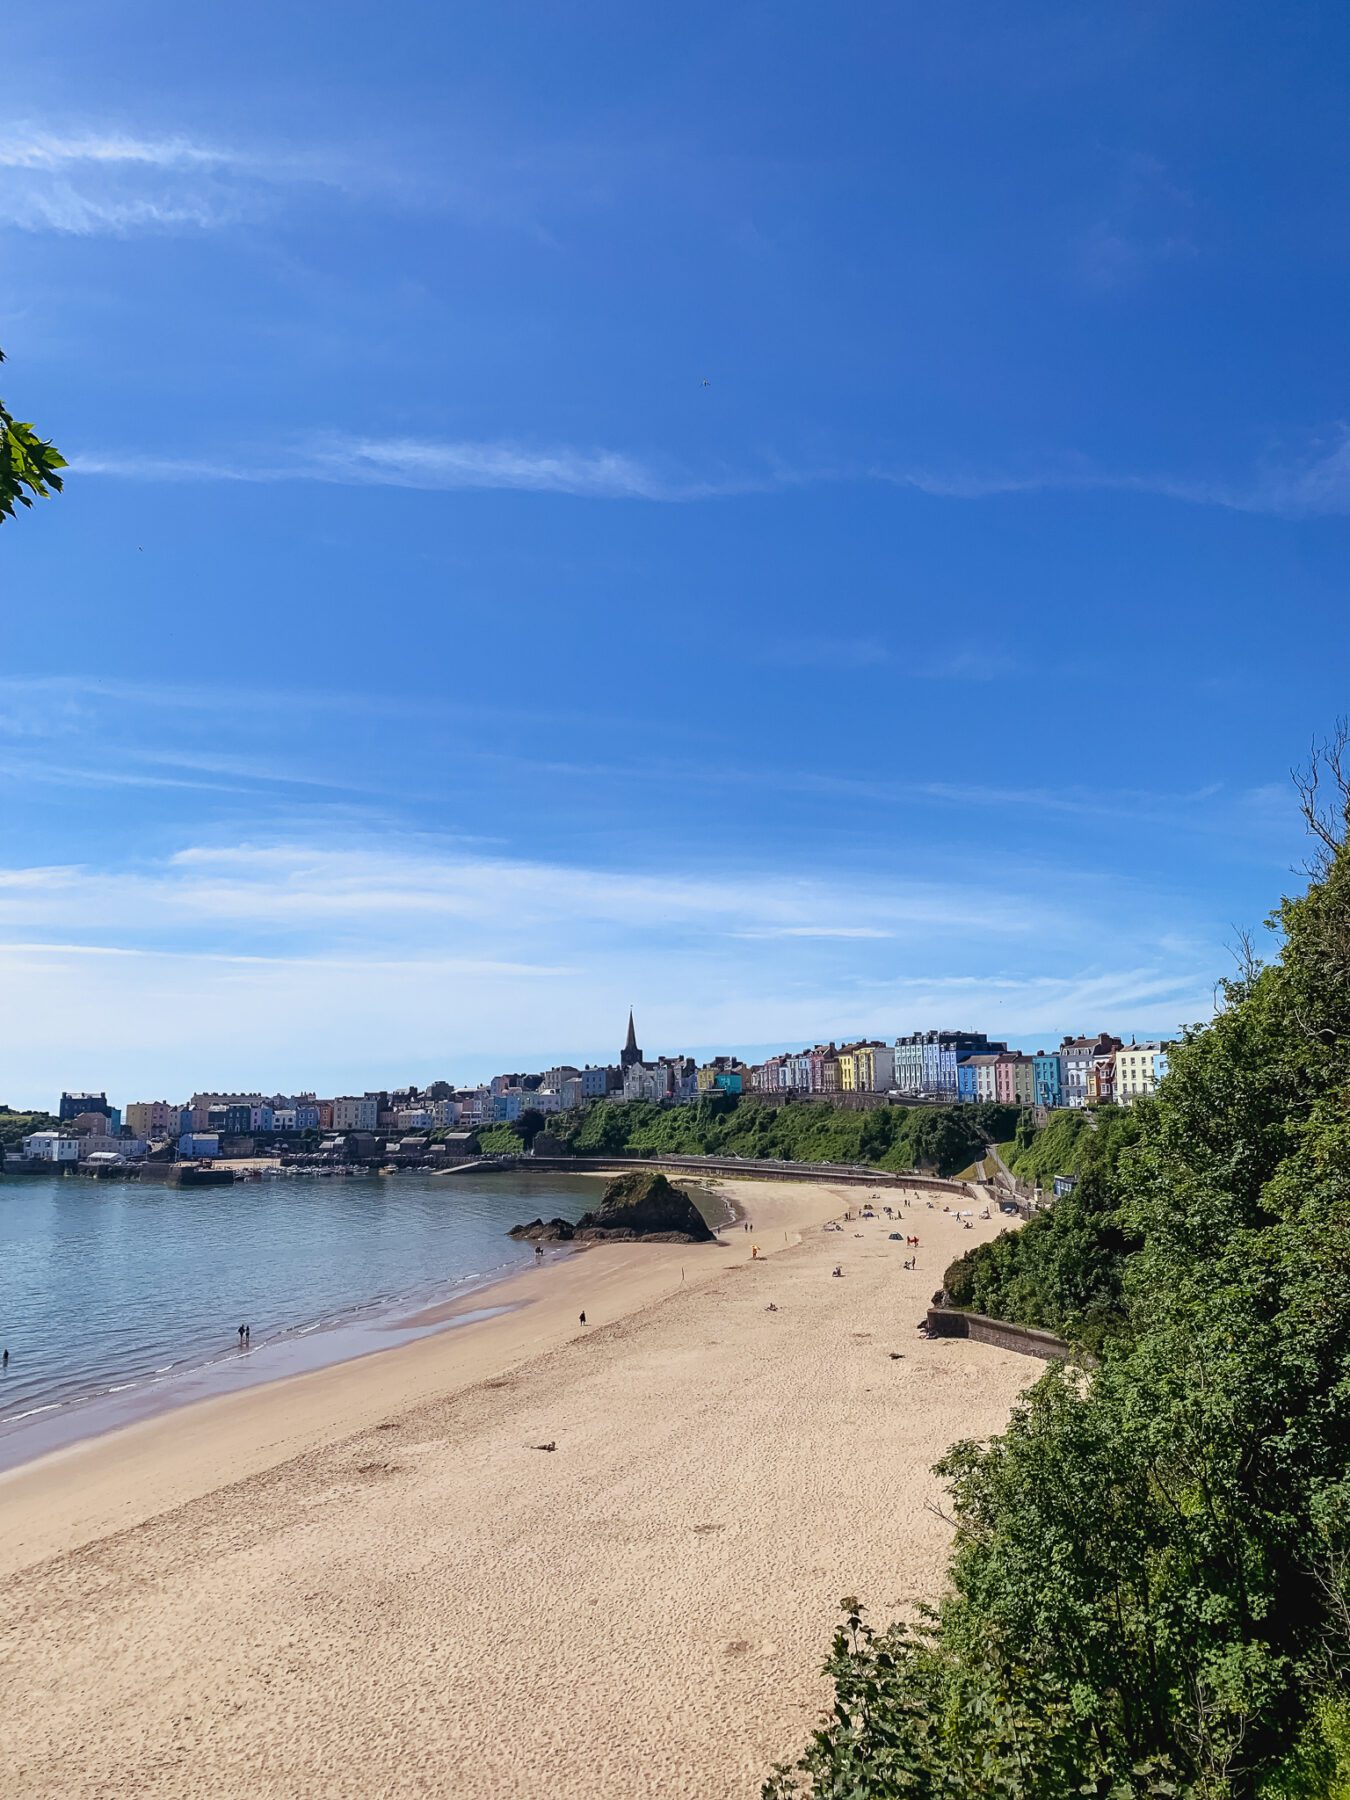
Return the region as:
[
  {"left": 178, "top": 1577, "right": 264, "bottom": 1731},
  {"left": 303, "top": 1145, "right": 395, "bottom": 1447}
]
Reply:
[
  {"left": 621, "top": 1008, "right": 643, "bottom": 1069},
  {"left": 625, "top": 1009, "right": 638, "bottom": 1052}
]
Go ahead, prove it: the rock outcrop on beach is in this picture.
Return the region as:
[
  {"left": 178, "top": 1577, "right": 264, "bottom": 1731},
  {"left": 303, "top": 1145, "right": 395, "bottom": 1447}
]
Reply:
[
  {"left": 574, "top": 1170, "right": 716, "bottom": 1242},
  {"left": 508, "top": 1216, "right": 576, "bottom": 1241},
  {"left": 509, "top": 1170, "right": 716, "bottom": 1245}
]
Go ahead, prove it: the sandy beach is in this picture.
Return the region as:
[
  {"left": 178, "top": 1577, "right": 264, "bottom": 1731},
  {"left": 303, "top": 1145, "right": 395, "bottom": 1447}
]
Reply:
[{"left": 1, "top": 1178, "right": 1033, "bottom": 1798}]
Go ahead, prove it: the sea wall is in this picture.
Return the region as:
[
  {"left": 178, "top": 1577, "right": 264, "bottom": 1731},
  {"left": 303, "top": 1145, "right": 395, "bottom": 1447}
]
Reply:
[
  {"left": 926, "top": 1307, "right": 1073, "bottom": 1362},
  {"left": 505, "top": 1151, "right": 994, "bottom": 1198}
]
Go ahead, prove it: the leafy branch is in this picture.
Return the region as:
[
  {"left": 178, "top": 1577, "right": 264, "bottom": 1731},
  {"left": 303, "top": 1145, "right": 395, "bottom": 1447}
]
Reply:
[{"left": 0, "top": 348, "right": 67, "bottom": 525}]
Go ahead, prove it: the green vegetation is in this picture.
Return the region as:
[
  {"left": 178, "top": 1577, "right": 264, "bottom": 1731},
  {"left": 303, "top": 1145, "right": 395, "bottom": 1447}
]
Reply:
[
  {"left": 474, "top": 1122, "right": 520, "bottom": 1154},
  {"left": 768, "top": 742, "right": 1350, "bottom": 1799},
  {"left": 0, "top": 348, "right": 65, "bottom": 525},
  {"left": 1005, "top": 1102, "right": 1145, "bottom": 1188},
  {"left": 0, "top": 1109, "right": 60, "bottom": 1149},
  {"left": 542, "top": 1095, "right": 1019, "bottom": 1179},
  {"left": 475, "top": 1096, "right": 1018, "bottom": 1174}
]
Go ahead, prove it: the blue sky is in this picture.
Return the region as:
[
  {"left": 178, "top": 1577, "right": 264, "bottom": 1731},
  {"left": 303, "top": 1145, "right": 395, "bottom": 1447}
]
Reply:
[{"left": 1, "top": 1, "right": 1346, "bottom": 1104}]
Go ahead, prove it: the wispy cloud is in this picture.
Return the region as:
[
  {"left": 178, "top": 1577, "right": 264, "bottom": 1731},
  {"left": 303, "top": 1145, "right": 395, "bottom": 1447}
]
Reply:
[
  {"left": 918, "top": 779, "right": 1224, "bottom": 821},
  {"left": 302, "top": 434, "right": 725, "bottom": 499},
  {"left": 878, "top": 436, "right": 1350, "bottom": 518},
  {"left": 72, "top": 433, "right": 763, "bottom": 501},
  {"left": 0, "top": 131, "right": 240, "bottom": 172},
  {"left": 69, "top": 419, "right": 1350, "bottom": 517},
  {"left": 0, "top": 834, "right": 1216, "bottom": 1100},
  {"left": 0, "top": 839, "right": 1050, "bottom": 950},
  {"left": 732, "top": 925, "right": 896, "bottom": 940},
  {"left": 0, "top": 124, "right": 330, "bottom": 235}
]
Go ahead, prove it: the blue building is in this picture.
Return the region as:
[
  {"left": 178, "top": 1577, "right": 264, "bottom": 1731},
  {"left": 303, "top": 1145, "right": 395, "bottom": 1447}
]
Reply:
[
  {"left": 916, "top": 1032, "right": 1007, "bottom": 1098},
  {"left": 956, "top": 1058, "right": 979, "bottom": 1102},
  {"left": 581, "top": 1065, "right": 615, "bottom": 1098},
  {"left": 60, "top": 1091, "right": 111, "bottom": 1122},
  {"left": 178, "top": 1131, "right": 220, "bottom": 1159},
  {"left": 1033, "top": 1050, "right": 1064, "bottom": 1109}
]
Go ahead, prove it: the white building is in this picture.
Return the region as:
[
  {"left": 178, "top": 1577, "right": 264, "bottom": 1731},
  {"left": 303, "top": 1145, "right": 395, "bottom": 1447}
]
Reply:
[
  {"left": 332, "top": 1096, "right": 380, "bottom": 1131},
  {"left": 79, "top": 1133, "right": 146, "bottom": 1161},
  {"left": 271, "top": 1108, "right": 298, "bottom": 1132},
  {"left": 963, "top": 1054, "right": 1002, "bottom": 1103},
  {"left": 396, "top": 1107, "right": 435, "bottom": 1130},
  {"left": 23, "top": 1131, "right": 80, "bottom": 1163}
]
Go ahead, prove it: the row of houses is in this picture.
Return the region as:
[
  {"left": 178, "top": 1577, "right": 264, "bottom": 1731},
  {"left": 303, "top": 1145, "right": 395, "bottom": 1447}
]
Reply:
[
  {"left": 31, "top": 1022, "right": 1173, "bottom": 1166},
  {"left": 747, "top": 1031, "right": 1169, "bottom": 1108},
  {"left": 502, "top": 1021, "right": 1172, "bottom": 1115}
]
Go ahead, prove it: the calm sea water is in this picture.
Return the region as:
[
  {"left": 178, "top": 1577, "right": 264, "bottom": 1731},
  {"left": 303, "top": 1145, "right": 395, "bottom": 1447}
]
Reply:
[{"left": 0, "top": 1167, "right": 615, "bottom": 1468}]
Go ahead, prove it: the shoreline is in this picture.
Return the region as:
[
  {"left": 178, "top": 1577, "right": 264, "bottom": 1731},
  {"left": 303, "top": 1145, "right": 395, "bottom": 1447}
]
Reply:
[
  {"left": 0, "top": 1168, "right": 739, "bottom": 1478},
  {"left": 0, "top": 1175, "right": 786, "bottom": 1577},
  {"left": 2, "top": 1179, "right": 1030, "bottom": 1797}
]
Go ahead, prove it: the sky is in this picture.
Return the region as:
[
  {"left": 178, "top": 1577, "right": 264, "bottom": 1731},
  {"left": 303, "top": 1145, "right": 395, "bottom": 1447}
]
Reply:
[{"left": 1, "top": 1, "right": 1347, "bottom": 1105}]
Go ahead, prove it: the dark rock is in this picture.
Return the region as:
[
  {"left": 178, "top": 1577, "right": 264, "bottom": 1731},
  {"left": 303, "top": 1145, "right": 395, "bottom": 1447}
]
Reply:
[
  {"left": 572, "top": 1170, "right": 716, "bottom": 1243},
  {"left": 508, "top": 1216, "right": 576, "bottom": 1241}
]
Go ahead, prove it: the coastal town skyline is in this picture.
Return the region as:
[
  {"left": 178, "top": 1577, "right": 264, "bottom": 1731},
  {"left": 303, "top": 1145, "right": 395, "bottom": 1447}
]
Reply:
[{"left": 12, "top": 1011, "right": 1171, "bottom": 1166}]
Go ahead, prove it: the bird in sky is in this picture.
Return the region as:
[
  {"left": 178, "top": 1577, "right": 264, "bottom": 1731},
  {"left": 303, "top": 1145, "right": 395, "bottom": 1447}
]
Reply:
[{"left": 701, "top": 378, "right": 710, "bottom": 387}]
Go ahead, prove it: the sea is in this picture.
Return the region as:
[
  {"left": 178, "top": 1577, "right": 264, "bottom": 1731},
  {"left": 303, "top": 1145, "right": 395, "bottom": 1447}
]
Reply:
[{"left": 0, "top": 1166, "right": 621, "bottom": 1470}]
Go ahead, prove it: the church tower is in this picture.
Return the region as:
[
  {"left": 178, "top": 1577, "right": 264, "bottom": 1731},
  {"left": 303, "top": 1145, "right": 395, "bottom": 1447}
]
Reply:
[{"left": 620, "top": 1008, "right": 643, "bottom": 1070}]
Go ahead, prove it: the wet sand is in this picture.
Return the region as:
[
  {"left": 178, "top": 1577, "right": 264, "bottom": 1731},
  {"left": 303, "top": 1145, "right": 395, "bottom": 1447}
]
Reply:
[{"left": 0, "top": 1179, "right": 1032, "bottom": 1797}]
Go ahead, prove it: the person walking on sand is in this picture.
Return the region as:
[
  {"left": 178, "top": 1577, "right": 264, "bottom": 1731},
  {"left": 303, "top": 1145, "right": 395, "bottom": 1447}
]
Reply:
[
  {"left": 238, "top": 1323, "right": 246, "bottom": 1346},
  {"left": 579, "top": 1311, "right": 587, "bottom": 1326}
]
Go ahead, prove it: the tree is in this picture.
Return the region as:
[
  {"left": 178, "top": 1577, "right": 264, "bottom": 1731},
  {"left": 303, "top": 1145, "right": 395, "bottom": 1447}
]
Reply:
[
  {"left": 770, "top": 735, "right": 1350, "bottom": 1797},
  {"left": 0, "top": 349, "right": 66, "bottom": 524},
  {"left": 513, "top": 1108, "right": 547, "bottom": 1151}
]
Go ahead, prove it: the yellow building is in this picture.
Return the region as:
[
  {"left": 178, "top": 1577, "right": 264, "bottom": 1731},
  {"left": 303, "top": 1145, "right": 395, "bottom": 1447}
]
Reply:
[
  {"left": 837, "top": 1050, "right": 860, "bottom": 1091},
  {"left": 126, "top": 1100, "right": 180, "bottom": 1139},
  {"left": 1115, "top": 1043, "right": 1168, "bottom": 1102}
]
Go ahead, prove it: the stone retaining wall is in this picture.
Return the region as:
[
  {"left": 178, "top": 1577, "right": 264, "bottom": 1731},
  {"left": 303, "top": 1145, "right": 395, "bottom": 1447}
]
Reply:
[
  {"left": 926, "top": 1307, "right": 1073, "bottom": 1362},
  {"left": 508, "top": 1152, "right": 982, "bottom": 1197}
]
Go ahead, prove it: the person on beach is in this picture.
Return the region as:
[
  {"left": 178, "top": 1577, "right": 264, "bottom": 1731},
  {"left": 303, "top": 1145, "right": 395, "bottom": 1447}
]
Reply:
[
  {"left": 238, "top": 1324, "right": 246, "bottom": 1346},
  {"left": 2, "top": 1347, "right": 7, "bottom": 1368},
  {"left": 579, "top": 1311, "right": 587, "bottom": 1326},
  {"left": 245, "top": 1324, "right": 250, "bottom": 1343}
]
